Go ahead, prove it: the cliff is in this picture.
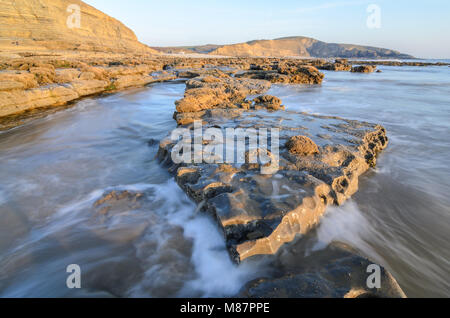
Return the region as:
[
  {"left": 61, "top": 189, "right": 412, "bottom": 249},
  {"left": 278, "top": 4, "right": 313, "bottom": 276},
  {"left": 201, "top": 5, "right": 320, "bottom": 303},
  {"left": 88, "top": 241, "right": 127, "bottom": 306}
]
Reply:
[
  {"left": 156, "top": 36, "right": 413, "bottom": 59},
  {"left": 0, "top": 0, "right": 158, "bottom": 54}
]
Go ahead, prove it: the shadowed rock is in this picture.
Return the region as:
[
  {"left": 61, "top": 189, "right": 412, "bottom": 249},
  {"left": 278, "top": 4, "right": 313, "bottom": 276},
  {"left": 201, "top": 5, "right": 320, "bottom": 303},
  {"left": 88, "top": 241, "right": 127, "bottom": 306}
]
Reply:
[
  {"left": 351, "top": 65, "right": 377, "bottom": 73},
  {"left": 253, "top": 95, "right": 284, "bottom": 111},
  {"left": 318, "top": 59, "right": 352, "bottom": 72},
  {"left": 238, "top": 242, "right": 406, "bottom": 298}
]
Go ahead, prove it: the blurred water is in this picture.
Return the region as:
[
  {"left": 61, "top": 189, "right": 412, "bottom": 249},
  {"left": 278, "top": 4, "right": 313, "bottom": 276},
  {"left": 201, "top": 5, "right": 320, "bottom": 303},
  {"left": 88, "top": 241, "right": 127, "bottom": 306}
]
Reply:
[
  {"left": 0, "top": 82, "right": 266, "bottom": 297},
  {"left": 0, "top": 63, "right": 449, "bottom": 297},
  {"left": 269, "top": 63, "right": 450, "bottom": 297}
]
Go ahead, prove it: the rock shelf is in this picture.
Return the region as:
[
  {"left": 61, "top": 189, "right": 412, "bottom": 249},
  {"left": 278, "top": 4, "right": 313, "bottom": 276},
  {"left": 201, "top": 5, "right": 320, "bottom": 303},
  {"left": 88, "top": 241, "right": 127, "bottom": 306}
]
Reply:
[{"left": 158, "top": 75, "right": 389, "bottom": 263}]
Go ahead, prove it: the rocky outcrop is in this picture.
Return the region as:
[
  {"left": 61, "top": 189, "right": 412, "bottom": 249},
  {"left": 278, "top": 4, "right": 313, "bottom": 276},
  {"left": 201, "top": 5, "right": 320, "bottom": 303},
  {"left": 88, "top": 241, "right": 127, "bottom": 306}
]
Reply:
[
  {"left": 253, "top": 95, "right": 284, "bottom": 111},
  {"left": 318, "top": 59, "right": 352, "bottom": 72},
  {"left": 239, "top": 243, "right": 406, "bottom": 298},
  {"left": 0, "top": 0, "right": 158, "bottom": 54},
  {"left": 173, "top": 74, "right": 271, "bottom": 125},
  {"left": 0, "top": 61, "right": 176, "bottom": 118},
  {"left": 158, "top": 75, "right": 389, "bottom": 263},
  {"left": 237, "top": 63, "right": 324, "bottom": 85},
  {"left": 351, "top": 65, "right": 377, "bottom": 73}
]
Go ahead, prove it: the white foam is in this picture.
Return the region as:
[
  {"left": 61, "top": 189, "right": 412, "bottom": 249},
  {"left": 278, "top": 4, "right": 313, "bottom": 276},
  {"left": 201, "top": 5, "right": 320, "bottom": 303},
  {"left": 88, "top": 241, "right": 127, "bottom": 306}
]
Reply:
[
  {"left": 152, "top": 181, "right": 266, "bottom": 297},
  {"left": 178, "top": 215, "right": 265, "bottom": 297},
  {"left": 12, "top": 179, "right": 267, "bottom": 297},
  {"left": 311, "top": 200, "right": 383, "bottom": 262},
  {"left": 123, "top": 180, "right": 266, "bottom": 297}
]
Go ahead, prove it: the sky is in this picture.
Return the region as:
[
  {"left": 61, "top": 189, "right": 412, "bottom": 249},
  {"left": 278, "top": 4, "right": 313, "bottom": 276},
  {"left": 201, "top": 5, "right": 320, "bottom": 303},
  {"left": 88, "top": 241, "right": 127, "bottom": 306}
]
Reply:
[{"left": 84, "top": 0, "right": 450, "bottom": 58}]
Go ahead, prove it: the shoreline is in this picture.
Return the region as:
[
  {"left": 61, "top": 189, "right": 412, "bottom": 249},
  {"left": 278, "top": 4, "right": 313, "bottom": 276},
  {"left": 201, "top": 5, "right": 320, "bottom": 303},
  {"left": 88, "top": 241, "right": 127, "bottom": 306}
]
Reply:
[{"left": 1, "top": 53, "right": 449, "bottom": 130}]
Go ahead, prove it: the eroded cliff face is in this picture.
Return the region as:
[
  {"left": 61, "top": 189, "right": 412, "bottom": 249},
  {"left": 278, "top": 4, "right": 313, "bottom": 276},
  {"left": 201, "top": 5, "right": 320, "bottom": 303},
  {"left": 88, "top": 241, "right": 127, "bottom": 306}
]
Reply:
[
  {"left": 208, "top": 36, "right": 413, "bottom": 59},
  {"left": 0, "top": 0, "right": 157, "bottom": 53}
]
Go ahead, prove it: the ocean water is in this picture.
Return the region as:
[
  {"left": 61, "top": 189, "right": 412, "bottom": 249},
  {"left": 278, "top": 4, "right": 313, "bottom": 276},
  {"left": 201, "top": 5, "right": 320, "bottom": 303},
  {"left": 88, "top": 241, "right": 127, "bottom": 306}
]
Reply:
[
  {"left": 268, "top": 62, "right": 450, "bottom": 297},
  {"left": 0, "top": 63, "right": 449, "bottom": 297}
]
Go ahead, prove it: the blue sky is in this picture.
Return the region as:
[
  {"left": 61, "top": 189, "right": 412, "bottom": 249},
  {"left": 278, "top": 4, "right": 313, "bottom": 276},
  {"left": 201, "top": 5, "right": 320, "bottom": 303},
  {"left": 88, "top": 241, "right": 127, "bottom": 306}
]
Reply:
[{"left": 84, "top": 0, "right": 450, "bottom": 58}]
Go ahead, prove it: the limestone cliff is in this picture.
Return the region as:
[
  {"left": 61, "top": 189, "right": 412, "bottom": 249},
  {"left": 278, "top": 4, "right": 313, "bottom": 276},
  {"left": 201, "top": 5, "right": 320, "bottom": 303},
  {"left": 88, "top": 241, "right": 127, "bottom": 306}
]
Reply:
[
  {"left": 0, "top": 0, "right": 158, "bottom": 54},
  {"left": 207, "top": 36, "right": 413, "bottom": 59}
]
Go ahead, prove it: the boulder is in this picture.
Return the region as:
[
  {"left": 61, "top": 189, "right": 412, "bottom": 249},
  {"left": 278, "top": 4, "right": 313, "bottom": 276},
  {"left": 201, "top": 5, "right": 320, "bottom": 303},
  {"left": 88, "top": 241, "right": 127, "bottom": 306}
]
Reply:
[
  {"left": 286, "top": 135, "right": 319, "bottom": 155},
  {"left": 253, "top": 95, "right": 284, "bottom": 111}
]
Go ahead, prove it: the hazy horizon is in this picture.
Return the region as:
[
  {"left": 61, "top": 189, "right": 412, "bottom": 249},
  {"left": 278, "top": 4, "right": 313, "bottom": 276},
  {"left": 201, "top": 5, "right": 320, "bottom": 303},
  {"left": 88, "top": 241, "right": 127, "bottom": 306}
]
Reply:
[{"left": 84, "top": 0, "right": 449, "bottom": 58}]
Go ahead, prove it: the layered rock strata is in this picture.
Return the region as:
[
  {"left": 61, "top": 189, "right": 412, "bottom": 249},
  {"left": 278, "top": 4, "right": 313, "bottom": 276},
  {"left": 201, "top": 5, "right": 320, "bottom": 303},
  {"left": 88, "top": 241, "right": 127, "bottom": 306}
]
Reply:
[{"left": 0, "top": 0, "right": 157, "bottom": 54}]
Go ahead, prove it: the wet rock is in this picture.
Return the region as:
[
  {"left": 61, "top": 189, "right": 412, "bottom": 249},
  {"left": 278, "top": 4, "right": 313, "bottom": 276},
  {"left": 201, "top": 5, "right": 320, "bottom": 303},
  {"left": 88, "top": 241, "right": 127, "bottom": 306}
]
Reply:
[
  {"left": 264, "top": 72, "right": 290, "bottom": 84},
  {"left": 286, "top": 135, "right": 319, "bottom": 155},
  {"left": 0, "top": 84, "right": 79, "bottom": 117},
  {"left": 277, "top": 65, "right": 324, "bottom": 84},
  {"left": 174, "top": 75, "right": 271, "bottom": 124},
  {"left": 351, "top": 65, "right": 377, "bottom": 73},
  {"left": 253, "top": 95, "right": 284, "bottom": 111},
  {"left": 93, "top": 190, "right": 144, "bottom": 215},
  {"left": 147, "top": 138, "right": 159, "bottom": 146},
  {"left": 237, "top": 65, "right": 324, "bottom": 85},
  {"left": 159, "top": 97, "right": 389, "bottom": 262},
  {"left": 239, "top": 243, "right": 406, "bottom": 298},
  {"left": 318, "top": 59, "right": 352, "bottom": 72}
]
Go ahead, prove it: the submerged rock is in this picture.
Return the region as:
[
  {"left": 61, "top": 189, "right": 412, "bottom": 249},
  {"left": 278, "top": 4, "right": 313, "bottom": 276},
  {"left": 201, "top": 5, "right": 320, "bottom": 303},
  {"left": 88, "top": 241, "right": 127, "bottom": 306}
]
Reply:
[
  {"left": 93, "top": 190, "right": 144, "bottom": 215},
  {"left": 239, "top": 243, "right": 406, "bottom": 298}
]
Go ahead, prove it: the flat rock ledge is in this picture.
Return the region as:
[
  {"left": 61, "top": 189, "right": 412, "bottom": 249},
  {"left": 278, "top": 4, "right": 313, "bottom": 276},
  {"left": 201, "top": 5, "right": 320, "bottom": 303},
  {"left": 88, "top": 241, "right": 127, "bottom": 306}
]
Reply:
[
  {"left": 158, "top": 75, "right": 389, "bottom": 265},
  {"left": 0, "top": 64, "right": 176, "bottom": 118}
]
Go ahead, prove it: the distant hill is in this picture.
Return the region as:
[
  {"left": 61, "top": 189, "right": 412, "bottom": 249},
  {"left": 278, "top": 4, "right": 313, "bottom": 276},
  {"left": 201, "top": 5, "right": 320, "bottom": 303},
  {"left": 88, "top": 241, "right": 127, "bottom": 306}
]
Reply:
[
  {"left": 154, "top": 36, "right": 413, "bottom": 59},
  {"left": 0, "top": 0, "right": 158, "bottom": 54}
]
